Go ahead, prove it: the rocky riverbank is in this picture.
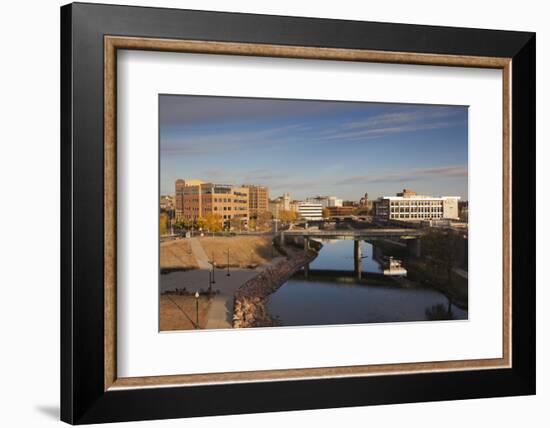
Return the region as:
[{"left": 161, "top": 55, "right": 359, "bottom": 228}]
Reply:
[{"left": 233, "top": 247, "right": 319, "bottom": 328}]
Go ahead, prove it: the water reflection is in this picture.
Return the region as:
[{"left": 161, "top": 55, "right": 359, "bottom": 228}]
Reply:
[
  {"left": 309, "top": 239, "right": 381, "bottom": 273},
  {"left": 266, "top": 240, "right": 467, "bottom": 326}
]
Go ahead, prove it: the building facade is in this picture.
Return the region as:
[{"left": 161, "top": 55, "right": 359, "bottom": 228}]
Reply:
[
  {"left": 373, "top": 189, "right": 460, "bottom": 222},
  {"left": 326, "top": 206, "right": 355, "bottom": 217},
  {"left": 175, "top": 179, "right": 249, "bottom": 224},
  {"left": 306, "top": 195, "right": 343, "bottom": 208},
  {"left": 297, "top": 202, "right": 323, "bottom": 220},
  {"left": 243, "top": 184, "right": 269, "bottom": 219}
]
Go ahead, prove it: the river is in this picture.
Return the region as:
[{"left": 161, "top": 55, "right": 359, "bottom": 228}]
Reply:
[{"left": 266, "top": 239, "right": 467, "bottom": 326}]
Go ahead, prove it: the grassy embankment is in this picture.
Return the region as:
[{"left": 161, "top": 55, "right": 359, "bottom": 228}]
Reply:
[
  {"left": 160, "top": 239, "right": 198, "bottom": 272},
  {"left": 160, "top": 235, "right": 280, "bottom": 272},
  {"left": 199, "top": 236, "right": 279, "bottom": 268}
]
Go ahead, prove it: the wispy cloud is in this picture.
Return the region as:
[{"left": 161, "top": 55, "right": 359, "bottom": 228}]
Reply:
[
  {"left": 319, "top": 107, "right": 465, "bottom": 141},
  {"left": 335, "top": 165, "right": 467, "bottom": 186},
  {"left": 160, "top": 124, "right": 309, "bottom": 156}
]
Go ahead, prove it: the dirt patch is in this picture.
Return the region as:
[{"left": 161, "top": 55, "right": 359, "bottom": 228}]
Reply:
[
  {"left": 159, "top": 294, "right": 211, "bottom": 331},
  {"left": 198, "top": 236, "right": 277, "bottom": 268}
]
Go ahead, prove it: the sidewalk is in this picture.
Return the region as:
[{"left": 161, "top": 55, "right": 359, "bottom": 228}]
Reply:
[{"left": 188, "top": 237, "right": 211, "bottom": 269}]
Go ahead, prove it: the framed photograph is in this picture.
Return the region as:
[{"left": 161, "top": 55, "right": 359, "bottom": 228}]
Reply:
[{"left": 61, "top": 2, "right": 535, "bottom": 424}]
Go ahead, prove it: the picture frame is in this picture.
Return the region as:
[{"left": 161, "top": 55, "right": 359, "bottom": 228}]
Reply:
[{"left": 60, "top": 2, "right": 535, "bottom": 424}]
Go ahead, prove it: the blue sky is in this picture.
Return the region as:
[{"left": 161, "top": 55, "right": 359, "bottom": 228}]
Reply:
[{"left": 160, "top": 95, "right": 468, "bottom": 201}]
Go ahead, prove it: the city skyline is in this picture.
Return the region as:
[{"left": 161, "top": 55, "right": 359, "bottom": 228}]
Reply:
[{"left": 160, "top": 95, "right": 468, "bottom": 200}]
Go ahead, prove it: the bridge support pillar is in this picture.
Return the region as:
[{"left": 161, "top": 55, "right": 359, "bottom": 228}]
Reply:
[
  {"left": 279, "top": 231, "right": 285, "bottom": 247},
  {"left": 407, "top": 238, "right": 421, "bottom": 258},
  {"left": 354, "top": 240, "right": 362, "bottom": 280}
]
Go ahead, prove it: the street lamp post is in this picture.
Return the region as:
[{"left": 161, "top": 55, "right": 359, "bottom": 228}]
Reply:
[
  {"left": 211, "top": 260, "right": 216, "bottom": 284},
  {"left": 194, "top": 291, "right": 199, "bottom": 329},
  {"left": 226, "top": 248, "right": 230, "bottom": 277}
]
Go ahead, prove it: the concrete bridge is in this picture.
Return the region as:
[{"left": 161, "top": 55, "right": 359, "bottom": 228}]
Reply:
[
  {"left": 281, "top": 228, "right": 425, "bottom": 240},
  {"left": 280, "top": 228, "right": 425, "bottom": 280}
]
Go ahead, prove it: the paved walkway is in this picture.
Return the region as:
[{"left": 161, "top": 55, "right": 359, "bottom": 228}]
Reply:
[
  {"left": 204, "top": 268, "right": 258, "bottom": 329},
  {"left": 188, "top": 237, "right": 211, "bottom": 269}
]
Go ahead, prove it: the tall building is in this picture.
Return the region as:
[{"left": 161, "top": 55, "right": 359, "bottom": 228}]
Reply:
[
  {"left": 175, "top": 179, "right": 187, "bottom": 218},
  {"left": 297, "top": 202, "right": 323, "bottom": 220},
  {"left": 373, "top": 189, "right": 460, "bottom": 221},
  {"left": 243, "top": 184, "right": 269, "bottom": 219},
  {"left": 175, "top": 179, "right": 249, "bottom": 224}
]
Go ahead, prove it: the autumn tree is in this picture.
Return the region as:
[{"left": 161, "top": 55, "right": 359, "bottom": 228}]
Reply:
[
  {"left": 159, "top": 213, "right": 168, "bottom": 235},
  {"left": 278, "top": 210, "right": 298, "bottom": 223},
  {"left": 255, "top": 211, "right": 274, "bottom": 231},
  {"left": 204, "top": 213, "right": 223, "bottom": 232},
  {"left": 194, "top": 217, "right": 207, "bottom": 231}
]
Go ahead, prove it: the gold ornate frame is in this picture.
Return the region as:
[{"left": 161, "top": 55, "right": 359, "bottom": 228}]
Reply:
[{"left": 103, "top": 36, "right": 512, "bottom": 391}]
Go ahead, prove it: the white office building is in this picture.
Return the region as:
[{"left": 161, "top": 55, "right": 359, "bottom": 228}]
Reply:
[
  {"left": 297, "top": 202, "right": 323, "bottom": 220},
  {"left": 373, "top": 189, "right": 460, "bottom": 221}
]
